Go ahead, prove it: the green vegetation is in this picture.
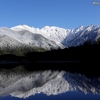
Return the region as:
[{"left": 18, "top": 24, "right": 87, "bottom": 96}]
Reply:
[{"left": 0, "top": 45, "right": 46, "bottom": 56}]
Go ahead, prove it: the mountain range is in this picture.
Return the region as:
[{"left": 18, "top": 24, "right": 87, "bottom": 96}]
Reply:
[
  {"left": 0, "top": 24, "right": 100, "bottom": 51},
  {"left": 0, "top": 68, "right": 100, "bottom": 98},
  {"left": 0, "top": 27, "right": 63, "bottom": 50}
]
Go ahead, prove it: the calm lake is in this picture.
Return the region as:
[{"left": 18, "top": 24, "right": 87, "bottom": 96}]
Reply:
[{"left": 0, "top": 65, "right": 100, "bottom": 100}]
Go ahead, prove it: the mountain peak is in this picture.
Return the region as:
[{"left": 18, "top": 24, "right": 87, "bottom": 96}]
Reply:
[
  {"left": 79, "top": 25, "right": 84, "bottom": 28},
  {"left": 11, "top": 24, "right": 34, "bottom": 31}
]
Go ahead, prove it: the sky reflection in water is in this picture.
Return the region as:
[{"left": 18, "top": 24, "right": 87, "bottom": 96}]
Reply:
[{"left": 0, "top": 92, "right": 100, "bottom": 100}]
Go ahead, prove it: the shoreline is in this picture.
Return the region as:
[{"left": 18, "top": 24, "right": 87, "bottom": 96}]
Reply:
[{"left": 0, "top": 61, "right": 99, "bottom": 78}]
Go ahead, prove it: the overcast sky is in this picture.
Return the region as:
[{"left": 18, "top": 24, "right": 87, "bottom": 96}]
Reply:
[{"left": 0, "top": 0, "right": 100, "bottom": 29}]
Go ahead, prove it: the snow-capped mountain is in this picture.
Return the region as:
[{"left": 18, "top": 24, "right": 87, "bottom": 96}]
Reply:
[
  {"left": 0, "top": 27, "right": 64, "bottom": 50},
  {"left": 0, "top": 24, "right": 100, "bottom": 51},
  {"left": 11, "top": 25, "right": 71, "bottom": 43},
  {"left": 11, "top": 24, "right": 100, "bottom": 48},
  {"left": 62, "top": 25, "right": 100, "bottom": 47},
  {"left": 0, "top": 69, "right": 100, "bottom": 98},
  {"left": 0, "top": 30, "right": 26, "bottom": 48}
]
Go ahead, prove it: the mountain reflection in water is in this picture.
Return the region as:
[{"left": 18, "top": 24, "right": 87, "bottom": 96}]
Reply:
[{"left": 0, "top": 66, "right": 100, "bottom": 99}]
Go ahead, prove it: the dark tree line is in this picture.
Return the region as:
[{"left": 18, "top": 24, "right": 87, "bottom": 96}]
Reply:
[
  {"left": 26, "top": 41, "right": 100, "bottom": 62},
  {"left": 0, "top": 41, "right": 100, "bottom": 62}
]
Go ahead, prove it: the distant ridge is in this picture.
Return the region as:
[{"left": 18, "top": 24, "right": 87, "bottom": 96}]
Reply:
[{"left": 0, "top": 24, "right": 100, "bottom": 56}]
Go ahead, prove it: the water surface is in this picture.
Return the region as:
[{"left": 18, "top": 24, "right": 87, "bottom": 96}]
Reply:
[{"left": 0, "top": 65, "right": 100, "bottom": 100}]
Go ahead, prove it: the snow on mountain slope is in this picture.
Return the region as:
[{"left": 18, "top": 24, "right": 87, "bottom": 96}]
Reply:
[
  {"left": 0, "top": 32, "right": 24, "bottom": 48},
  {"left": 10, "top": 25, "right": 69, "bottom": 48},
  {"left": 0, "top": 69, "right": 100, "bottom": 98},
  {"left": 0, "top": 27, "right": 64, "bottom": 50},
  {"left": 11, "top": 25, "right": 70, "bottom": 45},
  {"left": 0, "top": 24, "right": 100, "bottom": 50},
  {"left": 62, "top": 25, "right": 100, "bottom": 47},
  {"left": 40, "top": 26, "right": 71, "bottom": 42},
  {"left": 15, "top": 30, "right": 64, "bottom": 49},
  {"left": 0, "top": 27, "right": 23, "bottom": 43},
  {"left": 11, "top": 24, "right": 100, "bottom": 48}
]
